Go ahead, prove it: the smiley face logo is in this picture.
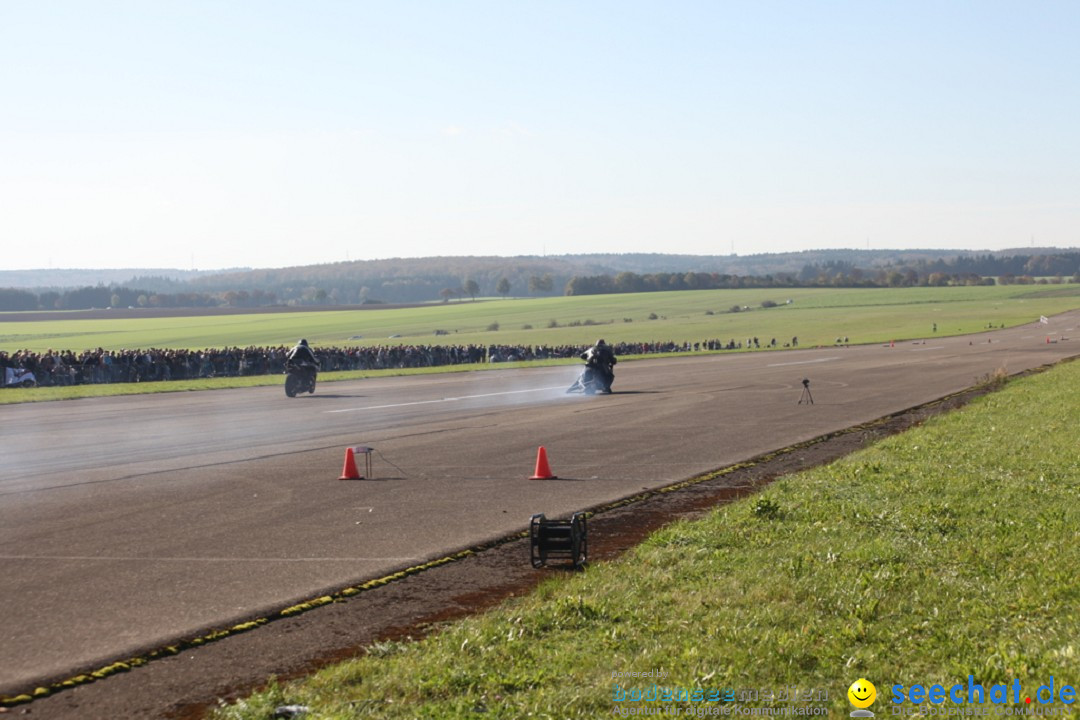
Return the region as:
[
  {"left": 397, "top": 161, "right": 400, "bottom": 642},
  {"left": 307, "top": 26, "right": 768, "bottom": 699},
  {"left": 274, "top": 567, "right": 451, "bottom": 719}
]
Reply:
[{"left": 848, "top": 678, "right": 877, "bottom": 709}]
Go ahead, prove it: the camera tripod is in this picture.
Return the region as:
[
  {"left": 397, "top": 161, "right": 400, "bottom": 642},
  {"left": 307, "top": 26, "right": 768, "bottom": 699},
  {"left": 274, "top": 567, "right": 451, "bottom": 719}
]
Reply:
[{"left": 798, "top": 378, "right": 814, "bottom": 405}]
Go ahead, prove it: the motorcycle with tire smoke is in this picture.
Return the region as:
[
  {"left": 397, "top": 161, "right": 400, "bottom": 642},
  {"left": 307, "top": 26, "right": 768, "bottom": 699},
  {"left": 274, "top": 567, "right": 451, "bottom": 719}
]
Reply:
[{"left": 566, "top": 346, "right": 614, "bottom": 395}]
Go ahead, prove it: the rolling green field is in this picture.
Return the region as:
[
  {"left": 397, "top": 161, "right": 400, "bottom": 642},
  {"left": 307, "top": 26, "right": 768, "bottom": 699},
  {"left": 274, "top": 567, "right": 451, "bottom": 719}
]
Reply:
[
  {"left": 3, "top": 285, "right": 1079, "bottom": 406},
  {"left": 3, "top": 285, "right": 1079, "bottom": 355},
  {"left": 212, "top": 358, "right": 1080, "bottom": 720}
]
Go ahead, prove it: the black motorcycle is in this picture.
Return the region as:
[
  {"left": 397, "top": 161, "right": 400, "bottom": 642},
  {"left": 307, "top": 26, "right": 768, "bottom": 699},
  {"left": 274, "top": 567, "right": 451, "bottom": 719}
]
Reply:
[
  {"left": 284, "top": 361, "right": 317, "bottom": 397},
  {"left": 566, "top": 352, "right": 613, "bottom": 395}
]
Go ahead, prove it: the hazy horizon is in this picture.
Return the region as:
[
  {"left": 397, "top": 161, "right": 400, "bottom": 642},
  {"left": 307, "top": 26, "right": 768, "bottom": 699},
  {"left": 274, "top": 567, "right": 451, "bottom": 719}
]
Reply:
[
  {"left": 2, "top": 2, "right": 1077, "bottom": 271},
  {"left": 3, "top": 245, "right": 1079, "bottom": 285}
]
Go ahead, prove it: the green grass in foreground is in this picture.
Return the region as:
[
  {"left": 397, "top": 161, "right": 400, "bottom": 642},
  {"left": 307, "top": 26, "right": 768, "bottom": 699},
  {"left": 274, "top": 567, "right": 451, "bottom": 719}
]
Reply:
[{"left": 213, "top": 359, "right": 1080, "bottom": 719}]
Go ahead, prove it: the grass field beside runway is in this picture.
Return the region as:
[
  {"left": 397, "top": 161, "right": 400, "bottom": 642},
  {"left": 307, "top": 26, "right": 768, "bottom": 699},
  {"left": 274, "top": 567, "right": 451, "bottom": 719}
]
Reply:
[
  {"left": 213, "top": 359, "right": 1080, "bottom": 719},
  {"left": 2, "top": 285, "right": 1079, "bottom": 355},
  {"left": 2, "top": 285, "right": 1078, "bottom": 405}
]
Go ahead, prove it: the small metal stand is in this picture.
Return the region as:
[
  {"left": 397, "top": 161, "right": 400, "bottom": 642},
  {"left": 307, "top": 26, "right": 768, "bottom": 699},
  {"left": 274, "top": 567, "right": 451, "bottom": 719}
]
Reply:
[
  {"left": 529, "top": 512, "right": 588, "bottom": 568},
  {"left": 798, "top": 378, "right": 814, "bottom": 405},
  {"left": 352, "top": 446, "right": 374, "bottom": 478}
]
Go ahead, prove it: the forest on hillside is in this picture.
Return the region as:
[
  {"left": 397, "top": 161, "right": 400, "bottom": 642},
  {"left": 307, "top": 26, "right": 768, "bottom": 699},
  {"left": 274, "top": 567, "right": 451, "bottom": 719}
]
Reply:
[{"left": 2, "top": 250, "right": 1078, "bottom": 311}]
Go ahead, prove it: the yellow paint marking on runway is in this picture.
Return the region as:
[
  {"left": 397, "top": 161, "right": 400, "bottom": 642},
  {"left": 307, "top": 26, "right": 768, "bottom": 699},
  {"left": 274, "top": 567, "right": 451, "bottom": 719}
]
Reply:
[{"left": 0, "top": 555, "right": 420, "bottom": 562}]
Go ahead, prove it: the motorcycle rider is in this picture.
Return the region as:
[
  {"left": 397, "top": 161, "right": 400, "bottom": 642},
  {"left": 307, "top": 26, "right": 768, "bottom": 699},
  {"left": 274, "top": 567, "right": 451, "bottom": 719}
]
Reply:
[
  {"left": 582, "top": 338, "right": 616, "bottom": 393},
  {"left": 286, "top": 339, "right": 319, "bottom": 384}
]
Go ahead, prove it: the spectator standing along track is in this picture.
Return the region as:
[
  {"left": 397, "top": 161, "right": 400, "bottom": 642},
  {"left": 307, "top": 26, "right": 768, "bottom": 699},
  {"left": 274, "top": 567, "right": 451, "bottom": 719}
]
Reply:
[{"left": 0, "top": 338, "right": 772, "bottom": 388}]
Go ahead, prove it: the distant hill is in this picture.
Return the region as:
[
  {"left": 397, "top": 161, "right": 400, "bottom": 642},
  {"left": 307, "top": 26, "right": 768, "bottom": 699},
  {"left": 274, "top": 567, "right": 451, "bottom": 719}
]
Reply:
[
  {"left": 176, "top": 251, "right": 942, "bottom": 303},
  {"left": 0, "top": 268, "right": 238, "bottom": 290},
  {"left": 161, "top": 248, "right": 1080, "bottom": 302},
  {"left": 2, "top": 248, "right": 1077, "bottom": 308}
]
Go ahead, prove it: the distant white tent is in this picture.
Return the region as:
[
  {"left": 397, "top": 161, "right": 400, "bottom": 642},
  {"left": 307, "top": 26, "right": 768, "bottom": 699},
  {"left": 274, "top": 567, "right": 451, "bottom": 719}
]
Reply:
[{"left": 1040, "top": 315, "right": 1049, "bottom": 324}]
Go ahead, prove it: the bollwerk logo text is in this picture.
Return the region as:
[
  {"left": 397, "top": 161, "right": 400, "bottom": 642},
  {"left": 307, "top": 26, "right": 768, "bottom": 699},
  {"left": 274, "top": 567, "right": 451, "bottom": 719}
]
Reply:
[{"left": 850, "top": 676, "right": 1077, "bottom": 717}]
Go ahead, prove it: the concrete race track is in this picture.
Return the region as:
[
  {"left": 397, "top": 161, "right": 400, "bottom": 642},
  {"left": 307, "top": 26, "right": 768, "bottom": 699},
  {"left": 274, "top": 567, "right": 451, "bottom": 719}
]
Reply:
[{"left": 1, "top": 313, "right": 1078, "bottom": 696}]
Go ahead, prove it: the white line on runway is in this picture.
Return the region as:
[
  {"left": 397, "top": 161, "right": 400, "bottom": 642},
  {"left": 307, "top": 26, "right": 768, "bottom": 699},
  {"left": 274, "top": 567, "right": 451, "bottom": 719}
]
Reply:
[
  {"left": 766, "top": 356, "right": 840, "bottom": 367},
  {"left": 909, "top": 346, "right": 945, "bottom": 352},
  {"left": 325, "top": 386, "right": 567, "bottom": 413}
]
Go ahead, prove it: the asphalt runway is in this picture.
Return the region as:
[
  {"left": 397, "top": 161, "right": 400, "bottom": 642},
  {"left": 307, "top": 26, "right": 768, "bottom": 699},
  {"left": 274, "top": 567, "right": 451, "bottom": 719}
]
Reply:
[{"left": 2, "top": 313, "right": 1078, "bottom": 695}]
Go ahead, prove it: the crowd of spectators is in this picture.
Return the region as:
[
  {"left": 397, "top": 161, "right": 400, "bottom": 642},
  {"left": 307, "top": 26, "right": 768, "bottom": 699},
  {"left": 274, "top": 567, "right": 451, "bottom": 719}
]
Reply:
[{"left": 0, "top": 338, "right": 772, "bottom": 388}]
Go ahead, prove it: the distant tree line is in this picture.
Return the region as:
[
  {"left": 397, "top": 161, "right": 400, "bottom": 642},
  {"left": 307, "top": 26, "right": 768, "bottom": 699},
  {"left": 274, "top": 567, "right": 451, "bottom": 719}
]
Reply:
[
  {"left": 564, "top": 253, "right": 1080, "bottom": 296},
  {"left": 181, "top": 257, "right": 571, "bottom": 306},
  {"left": 2, "top": 252, "right": 1078, "bottom": 311},
  {"left": 0, "top": 274, "right": 563, "bottom": 312},
  {"left": 0, "top": 285, "right": 277, "bottom": 312},
  {"left": 562, "top": 267, "right": 991, "bottom": 296}
]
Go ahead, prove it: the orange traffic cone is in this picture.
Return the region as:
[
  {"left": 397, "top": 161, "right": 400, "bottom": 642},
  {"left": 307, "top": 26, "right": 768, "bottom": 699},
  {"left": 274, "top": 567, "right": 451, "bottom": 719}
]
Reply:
[
  {"left": 339, "top": 447, "right": 363, "bottom": 480},
  {"left": 529, "top": 446, "right": 557, "bottom": 480}
]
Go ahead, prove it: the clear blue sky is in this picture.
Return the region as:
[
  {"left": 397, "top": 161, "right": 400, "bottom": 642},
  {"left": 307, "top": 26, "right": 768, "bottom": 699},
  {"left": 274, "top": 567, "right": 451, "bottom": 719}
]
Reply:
[{"left": 1, "top": 1, "right": 1077, "bottom": 270}]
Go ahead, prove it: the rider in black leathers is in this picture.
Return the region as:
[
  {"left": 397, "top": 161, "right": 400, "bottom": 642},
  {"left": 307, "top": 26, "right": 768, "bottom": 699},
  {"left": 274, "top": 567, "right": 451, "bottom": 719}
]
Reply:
[
  {"left": 582, "top": 338, "right": 616, "bottom": 393},
  {"left": 286, "top": 339, "right": 319, "bottom": 382}
]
